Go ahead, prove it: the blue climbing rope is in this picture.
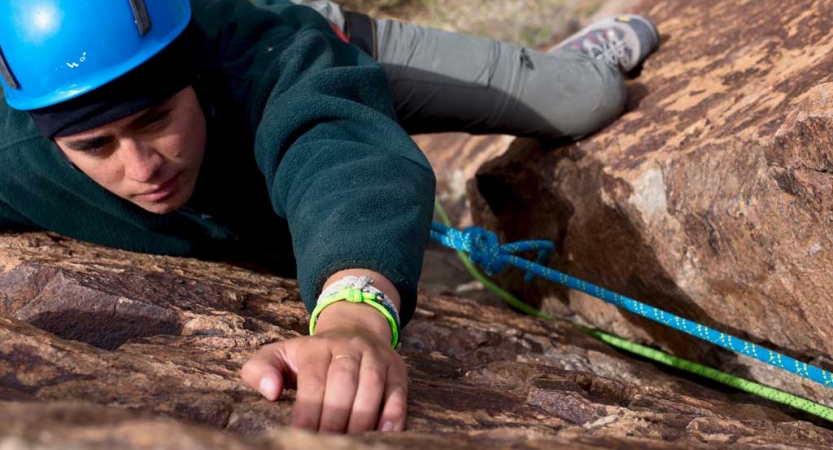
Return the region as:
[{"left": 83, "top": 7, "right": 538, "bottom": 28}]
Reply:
[{"left": 430, "top": 222, "right": 833, "bottom": 389}]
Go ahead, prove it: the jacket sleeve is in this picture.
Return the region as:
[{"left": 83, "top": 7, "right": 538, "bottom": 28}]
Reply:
[
  {"left": 192, "top": 0, "right": 436, "bottom": 326},
  {"left": 0, "top": 107, "right": 45, "bottom": 233},
  {"left": 0, "top": 199, "right": 38, "bottom": 231}
]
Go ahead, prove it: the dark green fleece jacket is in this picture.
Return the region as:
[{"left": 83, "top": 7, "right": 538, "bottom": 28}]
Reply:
[{"left": 0, "top": 0, "right": 436, "bottom": 325}]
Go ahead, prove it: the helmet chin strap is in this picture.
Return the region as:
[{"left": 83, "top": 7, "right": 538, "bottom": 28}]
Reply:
[{"left": 128, "top": 0, "right": 152, "bottom": 36}]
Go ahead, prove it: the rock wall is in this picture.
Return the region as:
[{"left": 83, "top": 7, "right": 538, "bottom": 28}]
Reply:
[
  {"left": 2, "top": 233, "right": 833, "bottom": 448},
  {"left": 470, "top": 0, "right": 833, "bottom": 405}
]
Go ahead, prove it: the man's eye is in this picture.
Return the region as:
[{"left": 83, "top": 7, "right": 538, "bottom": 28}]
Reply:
[
  {"left": 81, "top": 143, "right": 113, "bottom": 156},
  {"left": 147, "top": 112, "right": 170, "bottom": 127}
]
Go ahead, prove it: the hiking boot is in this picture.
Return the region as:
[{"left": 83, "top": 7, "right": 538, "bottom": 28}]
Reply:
[{"left": 551, "top": 15, "right": 660, "bottom": 75}]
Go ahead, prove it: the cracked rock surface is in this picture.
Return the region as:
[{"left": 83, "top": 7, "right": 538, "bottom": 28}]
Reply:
[
  {"left": 469, "top": 0, "right": 833, "bottom": 409},
  {"left": 1, "top": 233, "right": 832, "bottom": 449}
]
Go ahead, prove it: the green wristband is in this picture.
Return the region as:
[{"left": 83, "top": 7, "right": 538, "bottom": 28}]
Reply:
[{"left": 310, "top": 287, "right": 401, "bottom": 349}]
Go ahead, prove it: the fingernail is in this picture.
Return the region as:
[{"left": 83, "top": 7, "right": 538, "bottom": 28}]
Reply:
[
  {"left": 381, "top": 421, "right": 395, "bottom": 432},
  {"left": 259, "top": 376, "right": 277, "bottom": 401}
]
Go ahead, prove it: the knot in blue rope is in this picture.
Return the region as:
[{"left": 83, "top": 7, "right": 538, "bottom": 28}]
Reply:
[
  {"left": 430, "top": 221, "right": 554, "bottom": 282},
  {"left": 464, "top": 227, "right": 507, "bottom": 276}
]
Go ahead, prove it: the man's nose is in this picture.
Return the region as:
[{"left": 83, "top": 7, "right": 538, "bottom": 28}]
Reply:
[{"left": 121, "top": 140, "right": 164, "bottom": 183}]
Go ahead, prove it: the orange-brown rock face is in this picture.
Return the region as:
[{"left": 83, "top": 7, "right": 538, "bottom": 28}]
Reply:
[
  {"left": 2, "top": 232, "right": 833, "bottom": 448},
  {"left": 471, "top": 0, "right": 833, "bottom": 406},
  {"left": 415, "top": 133, "right": 515, "bottom": 227}
]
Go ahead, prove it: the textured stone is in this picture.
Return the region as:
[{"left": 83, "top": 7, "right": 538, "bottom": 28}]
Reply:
[
  {"left": 1, "top": 232, "right": 833, "bottom": 448},
  {"left": 469, "top": 0, "right": 833, "bottom": 406}
]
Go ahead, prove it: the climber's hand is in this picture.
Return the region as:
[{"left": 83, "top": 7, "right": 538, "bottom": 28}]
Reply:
[{"left": 240, "top": 270, "right": 407, "bottom": 434}]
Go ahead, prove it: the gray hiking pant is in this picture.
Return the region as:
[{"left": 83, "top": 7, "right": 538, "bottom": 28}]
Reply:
[{"left": 285, "top": 0, "right": 628, "bottom": 140}]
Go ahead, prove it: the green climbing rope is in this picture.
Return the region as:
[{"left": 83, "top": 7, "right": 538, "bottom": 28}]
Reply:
[{"left": 433, "top": 199, "right": 833, "bottom": 423}]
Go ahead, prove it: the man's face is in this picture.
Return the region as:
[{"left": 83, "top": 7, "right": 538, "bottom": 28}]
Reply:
[{"left": 54, "top": 87, "right": 207, "bottom": 214}]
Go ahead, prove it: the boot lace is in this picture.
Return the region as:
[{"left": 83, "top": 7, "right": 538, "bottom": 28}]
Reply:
[{"left": 583, "top": 29, "right": 631, "bottom": 70}]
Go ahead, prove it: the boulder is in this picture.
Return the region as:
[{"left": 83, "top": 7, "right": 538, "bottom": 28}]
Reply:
[{"left": 469, "top": 0, "right": 833, "bottom": 405}]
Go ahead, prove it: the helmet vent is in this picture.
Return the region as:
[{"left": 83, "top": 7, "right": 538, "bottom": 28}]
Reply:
[
  {"left": 129, "top": 0, "right": 152, "bottom": 36},
  {"left": 0, "top": 46, "right": 19, "bottom": 89}
]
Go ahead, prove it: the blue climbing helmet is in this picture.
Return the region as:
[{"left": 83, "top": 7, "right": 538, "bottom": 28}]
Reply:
[{"left": 0, "top": 0, "right": 192, "bottom": 111}]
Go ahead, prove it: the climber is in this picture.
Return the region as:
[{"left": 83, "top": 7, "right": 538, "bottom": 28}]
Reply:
[{"left": 0, "top": 0, "right": 658, "bottom": 434}]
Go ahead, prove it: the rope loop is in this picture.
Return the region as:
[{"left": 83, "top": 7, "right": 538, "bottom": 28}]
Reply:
[
  {"left": 430, "top": 222, "right": 552, "bottom": 280},
  {"left": 463, "top": 227, "right": 507, "bottom": 276}
]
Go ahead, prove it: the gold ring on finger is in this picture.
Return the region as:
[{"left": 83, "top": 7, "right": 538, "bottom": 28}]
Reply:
[{"left": 333, "top": 354, "right": 359, "bottom": 363}]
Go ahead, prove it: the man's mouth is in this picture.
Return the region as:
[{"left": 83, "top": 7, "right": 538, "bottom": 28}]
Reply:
[{"left": 136, "top": 173, "right": 181, "bottom": 202}]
